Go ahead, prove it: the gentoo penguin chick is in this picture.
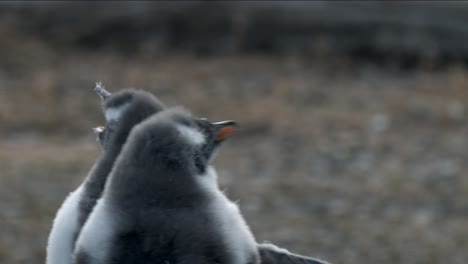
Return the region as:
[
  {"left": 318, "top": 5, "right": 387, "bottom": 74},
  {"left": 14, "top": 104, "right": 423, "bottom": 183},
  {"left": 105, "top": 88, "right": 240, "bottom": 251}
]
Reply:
[
  {"left": 73, "top": 108, "right": 259, "bottom": 264},
  {"left": 46, "top": 84, "right": 165, "bottom": 264},
  {"left": 91, "top": 135, "right": 329, "bottom": 264},
  {"left": 77, "top": 86, "right": 166, "bottom": 229},
  {"left": 88, "top": 113, "right": 331, "bottom": 264}
]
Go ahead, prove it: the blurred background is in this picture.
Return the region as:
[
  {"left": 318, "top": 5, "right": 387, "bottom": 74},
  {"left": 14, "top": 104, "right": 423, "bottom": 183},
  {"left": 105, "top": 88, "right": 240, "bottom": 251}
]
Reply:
[{"left": 1, "top": 1, "right": 468, "bottom": 263}]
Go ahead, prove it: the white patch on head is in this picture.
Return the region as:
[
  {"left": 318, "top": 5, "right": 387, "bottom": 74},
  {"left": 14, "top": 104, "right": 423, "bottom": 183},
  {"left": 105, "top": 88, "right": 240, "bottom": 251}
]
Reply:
[
  {"left": 46, "top": 185, "right": 83, "bottom": 264},
  {"left": 176, "top": 124, "right": 205, "bottom": 145},
  {"left": 105, "top": 103, "right": 129, "bottom": 123},
  {"left": 74, "top": 198, "right": 117, "bottom": 263},
  {"left": 199, "top": 166, "right": 258, "bottom": 264}
]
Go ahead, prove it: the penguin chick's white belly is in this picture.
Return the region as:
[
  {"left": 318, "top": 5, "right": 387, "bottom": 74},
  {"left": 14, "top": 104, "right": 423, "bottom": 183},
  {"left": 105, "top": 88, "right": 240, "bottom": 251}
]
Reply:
[
  {"left": 209, "top": 192, "right": 258, "bottom": 264},
  {"left": 200, "top": 167, "right": 258, "bottom": 264},
  {"left": 73, "top": 198, "right": 118, "bottom": 264},
  {"left": 46, "top": 185, "right": 84, "bottom": 264}
]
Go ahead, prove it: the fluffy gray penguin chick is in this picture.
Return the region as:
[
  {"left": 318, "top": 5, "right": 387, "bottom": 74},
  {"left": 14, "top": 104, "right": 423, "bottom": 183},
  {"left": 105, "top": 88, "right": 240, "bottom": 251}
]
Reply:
[
  {"left": 93, "top": 115, "right": 331, "bottom": 264},
  {"left": 46, "top": 84, "right": 165, "bottom": 264},
  {"left": 73, "top": 108, "right": 259, "bottom": 264},
  {"left": 77, "top": 87, "right": 165, "bottom": 229}
]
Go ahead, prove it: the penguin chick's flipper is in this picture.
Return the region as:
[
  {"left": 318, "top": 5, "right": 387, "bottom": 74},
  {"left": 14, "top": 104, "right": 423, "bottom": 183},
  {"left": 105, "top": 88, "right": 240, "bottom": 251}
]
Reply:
[{"left": 258, "top": 243, "right": 331, "bottom": 264}]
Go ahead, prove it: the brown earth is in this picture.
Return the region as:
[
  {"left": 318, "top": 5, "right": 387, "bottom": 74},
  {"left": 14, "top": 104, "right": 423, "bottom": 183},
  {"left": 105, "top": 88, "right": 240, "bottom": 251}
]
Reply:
[{"left": 1, "top": 26, "right": 468, "bottom": 264}]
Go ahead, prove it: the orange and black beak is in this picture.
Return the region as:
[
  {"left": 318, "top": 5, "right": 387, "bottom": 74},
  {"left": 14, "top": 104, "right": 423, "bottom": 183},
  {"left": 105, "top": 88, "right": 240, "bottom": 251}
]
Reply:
[
  {"left": 92, "top": 126, "right": 105, "bottom": 136},
  {"left": 213, "top": 120, "right": 237, "bottom": 143}
]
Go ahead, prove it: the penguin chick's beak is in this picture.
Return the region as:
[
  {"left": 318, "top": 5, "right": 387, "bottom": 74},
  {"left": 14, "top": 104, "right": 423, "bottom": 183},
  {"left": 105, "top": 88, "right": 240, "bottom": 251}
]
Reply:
[
  {"left": 213, "top": 121, "right": 237, "bottom": 143},
  {"left": 94, "top": 82, "right": 111, "bottom": 101},
  {"left": 92, "top": 126, "right": 105, "bottom": 136}
]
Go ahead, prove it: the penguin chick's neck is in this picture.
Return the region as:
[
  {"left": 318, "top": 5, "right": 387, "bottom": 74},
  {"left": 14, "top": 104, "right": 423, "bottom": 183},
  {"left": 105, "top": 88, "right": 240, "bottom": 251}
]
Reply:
[
  {"left": 111, "top": 167, "right": 214, "bottom": 210},
  {"left": 106, "top": 146, "right": 218, "bottom": 210},
  {"left": 82, "top": 99, "right": 134, "bottom": 201},
  {"left": 77, "top": 128, "right": 130, "bottom": 226}
]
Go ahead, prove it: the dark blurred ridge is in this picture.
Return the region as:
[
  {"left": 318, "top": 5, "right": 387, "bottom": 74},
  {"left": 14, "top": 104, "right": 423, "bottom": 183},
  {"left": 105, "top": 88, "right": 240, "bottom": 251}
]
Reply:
[{"left": 3, "top": 1, "right": 468, "bottom": 65}]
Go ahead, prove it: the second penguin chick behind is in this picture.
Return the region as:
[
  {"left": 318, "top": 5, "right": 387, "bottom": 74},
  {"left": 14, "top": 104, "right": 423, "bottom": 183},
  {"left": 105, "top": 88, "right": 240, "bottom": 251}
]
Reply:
[
  {"left": 73, "top": 108, "right": 259, "bottom": 264},
  {"left": 47, "top": 85, "right": 165, "bottom": 264}
]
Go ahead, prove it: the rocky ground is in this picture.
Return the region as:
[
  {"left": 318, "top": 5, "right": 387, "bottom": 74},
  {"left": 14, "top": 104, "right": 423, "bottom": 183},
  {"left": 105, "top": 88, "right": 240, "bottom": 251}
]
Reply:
[{"left": 1, "top": 22, "right": 468, "bottom": 264}]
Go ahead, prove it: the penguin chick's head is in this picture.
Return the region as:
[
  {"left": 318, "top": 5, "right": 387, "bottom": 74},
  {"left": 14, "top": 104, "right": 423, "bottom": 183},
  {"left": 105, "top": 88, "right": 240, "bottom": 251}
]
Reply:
[
  {"left": 129, "top": 107, "right": 237, "bottom": 174},
  {"left": 94, "top": 86, "right": 165, "bottom": 150}
]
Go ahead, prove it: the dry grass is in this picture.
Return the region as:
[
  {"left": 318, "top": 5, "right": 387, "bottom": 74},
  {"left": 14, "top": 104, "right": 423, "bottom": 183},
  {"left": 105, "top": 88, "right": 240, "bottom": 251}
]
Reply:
[{"left": 1, "top": 31, "right": 468, "bottom": 263}]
